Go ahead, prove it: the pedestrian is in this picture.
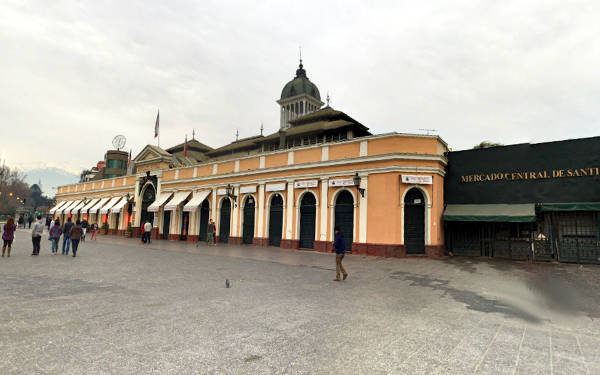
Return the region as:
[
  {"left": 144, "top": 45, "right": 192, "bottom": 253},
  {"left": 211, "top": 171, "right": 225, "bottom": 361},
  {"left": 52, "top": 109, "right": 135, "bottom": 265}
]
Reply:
[
  {"left": 49, "top": 219, "right": 62, "bottom": 254},
  {"left": 207, "top": 219, "right": 215, "bottom": 246},
  {"left": 140, "top": 222, "right": 146, "bottom": 244},
  {"left": 90, "top": 223, "right": 98, "bottom": 241},
  {"left": 18, "top": 216, "right": 24, "bottom": 229},
  {"left": 80, "top": 218, "right": 88, "bottom": 242},
  {"left": 62, "top": 217, "right": 74, "bottom": 255},
  {"left": 332, "top": 226, "right": 349, "bottom": 281},
  {"left": 46, "top": 216, "right": 51, "bottom": 230},
  {"left": 2, "top": 217, "right": 16, "bottom": 258},
  {"left": 50, "top": 217, "right": 55, "bottom": 231},
  {"left": 31, "top": 215, "right": 44, "bottom": 256},
  {"left": 69, "top": 220, "right": 83, "bottom": 257},
  {"left": 143, "top": 220, "right": 152, "bottom": 244},
  {"left": 27, "top": 216, "right": 33, "bottom": 228}
]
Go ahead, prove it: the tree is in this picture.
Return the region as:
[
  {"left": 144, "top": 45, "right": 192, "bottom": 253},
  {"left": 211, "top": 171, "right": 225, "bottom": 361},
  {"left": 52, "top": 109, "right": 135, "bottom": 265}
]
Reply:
[
  {"left": 29, "top": 183, "right": 52, "bottom": 209},
  {"left": 0, "top": 165, "right": 30, "bottom": 216},
  {"left": 473, "top": 141, "right": 503, "bottom": 149}
]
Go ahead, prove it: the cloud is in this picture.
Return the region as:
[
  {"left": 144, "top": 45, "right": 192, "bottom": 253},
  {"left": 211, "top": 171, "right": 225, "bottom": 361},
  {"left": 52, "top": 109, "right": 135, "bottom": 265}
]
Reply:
[{"left": 0, "top": 0, "right": 599, "bottom": 174}]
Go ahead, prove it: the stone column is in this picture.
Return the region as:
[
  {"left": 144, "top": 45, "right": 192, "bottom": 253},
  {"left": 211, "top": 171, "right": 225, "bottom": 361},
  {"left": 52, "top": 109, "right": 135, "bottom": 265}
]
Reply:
[
  {"left": 257, "top": 183, "right": 265, "bottom": 240},
  {"left": 359, "top": 175, "right": 368, "bottom": 244},
  {"left": 285, "top": 179, "right": 294, "bottom": 240},
  {"left": 319, "top": 178, "right": 329, "bottom": 242},
  {"left": 231, "top": 185, "right": 240, "bottom": 238},
  {"left": 134, "top": 178, "right": 141, "bottom": 227},
  {"left": 211, "top": 187, "right": 217, "bottom": 229}
]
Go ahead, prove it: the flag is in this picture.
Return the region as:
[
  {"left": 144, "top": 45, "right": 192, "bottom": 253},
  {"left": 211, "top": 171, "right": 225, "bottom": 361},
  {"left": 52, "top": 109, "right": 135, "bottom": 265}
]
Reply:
[
  {"left": 127, "top": 149, "right": 132, "bottom": 167},
  {"left": 154, "top": 110, "right": 160, "bottom": 138},
  {"left": 184, "top": 135, "right": 188, "bottom": 157}
]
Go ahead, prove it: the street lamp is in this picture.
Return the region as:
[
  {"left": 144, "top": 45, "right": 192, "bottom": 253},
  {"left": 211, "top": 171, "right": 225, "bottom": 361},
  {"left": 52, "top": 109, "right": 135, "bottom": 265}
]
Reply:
[
  {"left": 225, "top": 184, "right": 237, "bottom": 202},
  {"left": 353, "top": 172, "right": 365, "bottom": 198}
]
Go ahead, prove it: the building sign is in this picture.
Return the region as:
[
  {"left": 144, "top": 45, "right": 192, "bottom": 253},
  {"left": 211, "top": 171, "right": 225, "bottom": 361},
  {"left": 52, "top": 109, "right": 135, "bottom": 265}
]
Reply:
[
  {"left": 461, "top": 167, "right": 600, "bottom": 183},
  {"left": 294, "top": 180, "right": 318, "bottom": 188},
  {"left": 401, "top": 175, "right": 433, "bottom": 185},
  {"left": 328, "top": 178, "right": 354, "bottom": 187},
  {"left": 266, "top": 183, "right": 286, "bottom": 192},
  {"left": 240, "top": 185, "right": 257, "bottom": 194}
]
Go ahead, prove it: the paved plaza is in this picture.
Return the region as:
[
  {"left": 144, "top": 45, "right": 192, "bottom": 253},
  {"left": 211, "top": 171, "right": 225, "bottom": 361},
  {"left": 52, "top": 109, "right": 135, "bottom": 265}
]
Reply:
[{"left": 2, "top": 230, "right": 600, "bottom": 374}]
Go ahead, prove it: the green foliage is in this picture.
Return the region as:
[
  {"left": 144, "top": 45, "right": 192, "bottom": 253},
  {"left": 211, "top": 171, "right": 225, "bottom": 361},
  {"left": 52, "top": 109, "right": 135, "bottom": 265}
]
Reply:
[{"left": 473, "top": 141, "right": 503, "bottom": 149}]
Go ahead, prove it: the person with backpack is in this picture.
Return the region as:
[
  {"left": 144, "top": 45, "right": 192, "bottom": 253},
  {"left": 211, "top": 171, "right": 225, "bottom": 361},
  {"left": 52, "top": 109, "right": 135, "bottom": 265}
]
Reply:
[
  {"left": 62, "top": 217, "right": 74, "bottom": 255},
  {"left": 332, "top": 226, "right": 349, "bottom": 281},
  {"left": 2, "top": 217, "right": 16, "bottom": 258},
  {"left": 80, "top": 219, "right": 88, "bottom": 242},
  {"left": 69, "top": 220, "right": 84, "bottom": 257},
  {"left": 49, "top": 219, "right": 62, "bottom": 254}
]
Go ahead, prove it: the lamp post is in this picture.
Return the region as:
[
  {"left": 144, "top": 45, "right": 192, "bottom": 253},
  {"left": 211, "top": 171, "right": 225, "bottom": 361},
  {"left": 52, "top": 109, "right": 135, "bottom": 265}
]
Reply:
[
  {"left": 225, "top": 184, "right": 237, "bottom": 203},
  {"left": 353, "top": 173, "right": 365, "bottom": 198}
]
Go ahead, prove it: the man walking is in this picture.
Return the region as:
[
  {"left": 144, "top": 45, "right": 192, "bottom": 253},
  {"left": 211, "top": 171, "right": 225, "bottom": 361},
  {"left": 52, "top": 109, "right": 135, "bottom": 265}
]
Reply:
[
  {"left": 62, "top": 217, "right": 74, "bottom": 255},
  {"left": 31, "top": 215, "right": 44, "bottom": 256},
  {"left": 207, "top": 219, "right": 215, "bottom": 246},
  {"left": 80, "top": 219, "right": 88, "bottom": 242},
  {"left": 333, "top": 226, "right": 348, "bottom": 281},
  {"left": 143, "top": 220, "right": 152, "bottom": 244},
  {"left": 27, "top": 216, "right": 33, "bottom": 228},
  {"left": 69, "top": 220, "right": 84, "bottom": 257}
]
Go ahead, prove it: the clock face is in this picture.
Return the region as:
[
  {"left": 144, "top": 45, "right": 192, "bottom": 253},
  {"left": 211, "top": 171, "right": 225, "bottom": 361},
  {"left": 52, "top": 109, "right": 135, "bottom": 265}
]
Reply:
[{"left": 113, "top": 135, "right": 126, "bottom": 150}]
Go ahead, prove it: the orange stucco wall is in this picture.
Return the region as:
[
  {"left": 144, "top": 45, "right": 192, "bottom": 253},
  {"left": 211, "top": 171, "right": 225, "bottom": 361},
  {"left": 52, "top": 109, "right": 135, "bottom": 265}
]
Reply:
[
  {"left": 265, "top": 152, "right": 288, "bottom": 169},
  {"left": 329, "top": 142, "right": 360, "bottom": 160},
  {"left": 294, "top": 148, "right": 321, "bottom": 165}
]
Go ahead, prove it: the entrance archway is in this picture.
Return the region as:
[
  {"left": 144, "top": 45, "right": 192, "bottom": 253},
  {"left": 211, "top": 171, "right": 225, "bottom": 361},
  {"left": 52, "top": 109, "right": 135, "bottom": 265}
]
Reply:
[
  {"left": 404, "top": 188, "right": 425, "bottom": 254},
  {"left": 219, "top": 198, "right": 231, "bottom": 243},
  {"left": 334, "top": 190, "right": 354, "bottom": 252},
  {"left": 242, "top": 195, "right": 255, "bottom": 244},
  {"left": 268, "top": 194, "right": 283, "bottom": 246},
  {"left": 140, "top": 184, "right": 155, "bottom": 227},
  {"left": 299, "top": 193, "right": 316, "bottom": 249},
  {"left": 198, "top": 199, "right": 210, "bottom": 241}
]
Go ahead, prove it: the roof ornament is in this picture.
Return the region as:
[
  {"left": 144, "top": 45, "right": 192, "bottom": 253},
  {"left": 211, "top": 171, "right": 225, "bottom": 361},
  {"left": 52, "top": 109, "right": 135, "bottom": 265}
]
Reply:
[
  {"left": 192, "top": 129, "right": 195, "bottom": 140},
  {"left": 326, "top": 92, "right": 330, "bottom": 107},
  {"left": 235, "top": 129, "right": 239, "bottom": 141},
  {"left": 295, "top": 46, "right": 306, "bottom": 78},
  {"left": 260, "top": 122, "right": 264, "bottom": 136}
]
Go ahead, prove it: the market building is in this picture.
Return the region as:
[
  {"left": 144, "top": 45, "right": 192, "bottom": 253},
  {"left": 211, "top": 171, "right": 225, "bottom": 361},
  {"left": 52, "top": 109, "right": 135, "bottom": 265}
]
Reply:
[
  {"left": 444, "top": 136, "right": 600, "bottom": 263},
  {"left": 51, "top": 60, "right": 448, "bottom": 257}
]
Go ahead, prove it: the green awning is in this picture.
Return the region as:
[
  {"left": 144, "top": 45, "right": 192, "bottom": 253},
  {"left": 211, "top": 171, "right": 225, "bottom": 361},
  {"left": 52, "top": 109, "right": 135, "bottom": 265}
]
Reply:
[
  {"left": 539, "top": 202, "right": 600, "bottom": 212},
  {"left": 443, "top": 204, "right": 536, "bottom": 223}
]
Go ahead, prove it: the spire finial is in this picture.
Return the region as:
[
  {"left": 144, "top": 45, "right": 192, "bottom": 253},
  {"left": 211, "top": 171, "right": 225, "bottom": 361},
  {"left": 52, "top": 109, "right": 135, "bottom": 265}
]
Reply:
[
  {"left": 235, "top": 128, "right": 239, "bottom": 141},
  {"left": 260, "top": 122, "right": 264, "bottom": 136},
  {"left": 326, "top": 92, "right": 330, "bottom": 107},
  {"left": 299, "top": 45, "right": 302, "bottom": 66},
  {"left": 192, "top": 129, "right": 195, "bottom": 140}
]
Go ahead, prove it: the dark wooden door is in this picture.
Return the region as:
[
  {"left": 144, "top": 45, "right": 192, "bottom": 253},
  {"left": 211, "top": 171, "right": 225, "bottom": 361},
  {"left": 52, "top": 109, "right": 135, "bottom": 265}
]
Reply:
[
  {"left": 162, "top": 210, "right": 171, "bottom": 240},
  {"left": 404, "top": 188, "right": 425, "bottom": 254},
  {"left": 219, "top": 199, "right": 231, "bottom": 243},
  {"left": 198, "top": 200, "right": 209, "bottom": 241},
  {"left": 334, "top": 190, "right": 354, "bottom": 252},
  {"left": 269, "top": 194, "right": 283, "bottom": 246},
  {"left": 299, "top": 193, "right": 316, "bottom": 249},
  {"left": 242, "top": 197, "right": 255, "bottom": 245}
]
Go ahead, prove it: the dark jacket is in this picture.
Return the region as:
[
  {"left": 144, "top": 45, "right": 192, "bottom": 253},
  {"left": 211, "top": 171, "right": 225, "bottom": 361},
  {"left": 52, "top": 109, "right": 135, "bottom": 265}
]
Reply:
[
  {"left": 80, "top": 220, "right": 88, "bottom": 229},
  {"left": 49, "top": 224, "right": 62, "bottom": 239},
  {"left": 69, "top": 224, "right": 84, "bottom": 240},
  {"left": 63, "top": 222, "right": 74, "bottom": 237},
  {"left": 333, "top": 232, "right": 346, "bottom": 254}
]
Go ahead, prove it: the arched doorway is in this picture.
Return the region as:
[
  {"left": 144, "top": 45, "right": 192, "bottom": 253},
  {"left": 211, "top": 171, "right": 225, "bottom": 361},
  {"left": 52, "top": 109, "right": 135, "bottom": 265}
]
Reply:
[
  {"left": 268, "top": 194, "right": 283, "bottom": 246},
  {"left": 219, "top": 198, "right": 231, "bottom": 243},
  {"left": 162, "top": 210, "right": 171, "bottom": 240},
  {"left": 334, "top": 190, "right": 354, "bottom": 252},
  {"left": 198, "top": 199, "right": 210, "bottom": 241},
  {"left": 242, "top": 196, "right": 255, "bottom": 244},
  {"left": 299, "top": 193, "right": 316, "bottom": 249},
  {"left": 404, "top": 188, "right": 425, "bottom": 254},
  {"left": 140, "top": 184, "right": 155, "bottom": 227}
]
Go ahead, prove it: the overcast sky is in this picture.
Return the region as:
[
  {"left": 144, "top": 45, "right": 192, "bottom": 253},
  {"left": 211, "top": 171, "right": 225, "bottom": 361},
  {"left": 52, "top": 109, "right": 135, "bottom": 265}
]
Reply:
[{"left": 1, "top": 0, "right": 599, "bottom": 175}]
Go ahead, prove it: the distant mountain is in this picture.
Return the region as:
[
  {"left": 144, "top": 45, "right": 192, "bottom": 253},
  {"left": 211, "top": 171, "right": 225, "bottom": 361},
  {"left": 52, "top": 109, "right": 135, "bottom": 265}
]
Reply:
[{"left": 22, "top": 167, "right": 79, "bottom": 197}]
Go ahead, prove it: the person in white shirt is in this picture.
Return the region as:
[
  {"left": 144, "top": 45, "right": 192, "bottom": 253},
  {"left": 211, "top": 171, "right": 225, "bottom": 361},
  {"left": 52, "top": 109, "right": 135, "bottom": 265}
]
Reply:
[{"left": 143, "top": 220, "right": 152, "bottom": 244}]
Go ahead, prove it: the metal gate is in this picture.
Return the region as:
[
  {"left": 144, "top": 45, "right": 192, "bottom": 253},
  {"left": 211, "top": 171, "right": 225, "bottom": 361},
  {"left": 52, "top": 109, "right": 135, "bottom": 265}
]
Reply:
[
  {"left": 404, "top": 188, "right": 425, "bottom": 254},
  {"left": 334, "top": 190, "right": 354, "bottom": 252},
  {"left": 299, "top": 193, "right": 316, "bottom": 249},
  {"left": 198, "top": 200, "right": 209, "bottom": 241},
  {"left": 219, "top": 199, "right": 231, "bottom": 243},
  {"left": 555, "top": 212, "right": 600, "bottom": 264},
  {"left": 162, "top": 210, "right": 170, "bottom": 240},
  {"left": 268, "top": 194, "right": 283, "bottom": 246},
  {"left": 242, "top": 197, "right": 255, "bottom": 245}
]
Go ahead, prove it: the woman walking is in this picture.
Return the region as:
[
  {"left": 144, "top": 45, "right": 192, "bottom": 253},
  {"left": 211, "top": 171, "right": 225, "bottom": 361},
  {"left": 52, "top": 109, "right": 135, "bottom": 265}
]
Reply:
[
  {"left": 49, "top": 219, "right": 62, "bottom": 254},
  {"left": 69, "top": 220, "right": 84, "bottom": 257},
  {"left": 90, "top": 223, "right": 98, "bottom": 241},
  {"left": 2, "top": 217, "right": 16, "bottom": 257}
]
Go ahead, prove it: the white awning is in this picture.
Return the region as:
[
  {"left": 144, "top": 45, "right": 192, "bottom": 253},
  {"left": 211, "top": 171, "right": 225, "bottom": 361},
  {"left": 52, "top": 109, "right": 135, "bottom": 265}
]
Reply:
[
  {"left": 55, "top": 201, "right": 74, "bottom": 214},
  {"left": 49, "top": 201, "right": 67, "bottom": 214},
  {"left": 89, "top": 197, "right": 110, "bottom": 214},
  {"left": 80, "top": 198, "right": 99, "bottom": 214},
  {"left": 66, "top": 200, "right": 84, "bottom": 214},
  {"left": 183, "top": 190, "right": 210, "bottom": 212},
  {"left": 164, "top": 191, "right": 192, "bottom": 211},
  {"left": 110, "top": 197, "right": 129, "bottom": 214},
  {"left": 147, "top": 192, "right": 173, "bottom": 212},
  {"left": 100, "top": 197, "right": 122, "bottom": 214}
]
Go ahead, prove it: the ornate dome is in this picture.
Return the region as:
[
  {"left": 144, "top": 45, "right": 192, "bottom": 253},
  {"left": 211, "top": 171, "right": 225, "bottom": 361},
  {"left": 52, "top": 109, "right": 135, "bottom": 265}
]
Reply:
[{"left": 280, "top": 62, "right": 321, "bottom": 101}]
